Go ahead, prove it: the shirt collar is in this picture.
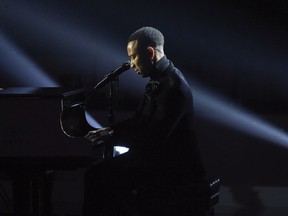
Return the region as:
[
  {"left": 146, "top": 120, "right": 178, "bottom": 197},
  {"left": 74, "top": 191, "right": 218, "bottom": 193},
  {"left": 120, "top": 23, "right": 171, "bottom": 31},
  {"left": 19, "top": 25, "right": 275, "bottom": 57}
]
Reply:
[{"left": 151, "top": 55, "right": 170, "bottom": 79}]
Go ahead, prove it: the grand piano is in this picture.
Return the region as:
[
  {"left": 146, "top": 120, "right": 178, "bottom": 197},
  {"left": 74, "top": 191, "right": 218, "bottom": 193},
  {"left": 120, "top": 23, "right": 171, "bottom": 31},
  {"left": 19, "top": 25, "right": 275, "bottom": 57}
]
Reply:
[
  {"left": 0, "top": 87, "right": 108, "bottom": 216},
  {"left": 0, "top": 87, "right": 222, "bottom": 216}
]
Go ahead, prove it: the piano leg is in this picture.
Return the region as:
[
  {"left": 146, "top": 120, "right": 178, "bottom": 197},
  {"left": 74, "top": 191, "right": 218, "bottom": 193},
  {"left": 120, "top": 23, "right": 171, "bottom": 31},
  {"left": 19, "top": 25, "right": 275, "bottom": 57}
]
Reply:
[{"left": 11, "top": 171, "right": 53, "bottom": 216}]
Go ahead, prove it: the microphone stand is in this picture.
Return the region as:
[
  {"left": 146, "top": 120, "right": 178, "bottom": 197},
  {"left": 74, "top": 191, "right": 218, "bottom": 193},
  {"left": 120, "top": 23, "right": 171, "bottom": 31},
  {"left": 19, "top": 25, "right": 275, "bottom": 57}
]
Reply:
[
  {"left": 108, "top": 78, "right": 118, "bottom": 125},
  {"left": 93, "top": 60, "right": 130, "bottom": 159},
  {"left": 104, "top": 77, "right": 119, "bottom": 159}
]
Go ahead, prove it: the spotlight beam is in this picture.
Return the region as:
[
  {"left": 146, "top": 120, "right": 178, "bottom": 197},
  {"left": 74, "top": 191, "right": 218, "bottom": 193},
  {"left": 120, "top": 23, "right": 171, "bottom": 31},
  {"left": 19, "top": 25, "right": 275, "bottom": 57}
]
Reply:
[
  {"left": 0, "top": 32, "right": 59, "bottom": 87},
  {"left": 192, "top": 83, "right": 288, "bottom": 149}
]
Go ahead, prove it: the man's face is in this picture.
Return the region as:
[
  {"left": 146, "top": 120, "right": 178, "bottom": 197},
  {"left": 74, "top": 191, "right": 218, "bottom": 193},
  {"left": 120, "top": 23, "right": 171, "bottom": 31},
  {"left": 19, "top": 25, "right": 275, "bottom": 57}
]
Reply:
[{"left": 127, "top": 40, "right": 153, "bottom": 78}]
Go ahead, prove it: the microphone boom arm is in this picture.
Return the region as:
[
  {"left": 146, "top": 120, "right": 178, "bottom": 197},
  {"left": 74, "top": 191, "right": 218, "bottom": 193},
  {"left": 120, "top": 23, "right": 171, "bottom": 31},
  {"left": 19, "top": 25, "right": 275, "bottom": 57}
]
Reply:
[{"left": 94, "top": 61, "right": 131, "bottom": 90}]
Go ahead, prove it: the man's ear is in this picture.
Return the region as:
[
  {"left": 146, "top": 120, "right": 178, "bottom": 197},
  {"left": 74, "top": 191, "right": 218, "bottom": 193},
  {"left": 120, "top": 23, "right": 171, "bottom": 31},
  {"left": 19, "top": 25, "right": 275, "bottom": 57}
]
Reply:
[{"left": 147, "top": 46, "right": 155, "bottom": 61}]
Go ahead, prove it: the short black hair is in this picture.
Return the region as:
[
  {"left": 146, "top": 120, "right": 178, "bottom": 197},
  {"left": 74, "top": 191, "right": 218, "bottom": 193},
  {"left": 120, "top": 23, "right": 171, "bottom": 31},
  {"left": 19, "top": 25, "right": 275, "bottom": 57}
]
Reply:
[{"left": 128, "top": 26, "right": 164, "bottom": 48}]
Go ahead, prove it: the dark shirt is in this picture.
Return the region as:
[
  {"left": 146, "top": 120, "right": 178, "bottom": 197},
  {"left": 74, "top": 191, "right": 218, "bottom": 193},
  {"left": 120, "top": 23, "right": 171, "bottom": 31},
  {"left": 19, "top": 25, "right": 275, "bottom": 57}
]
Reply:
[{"left": 111, "top": 56, "right": 205, "bottom": 180}]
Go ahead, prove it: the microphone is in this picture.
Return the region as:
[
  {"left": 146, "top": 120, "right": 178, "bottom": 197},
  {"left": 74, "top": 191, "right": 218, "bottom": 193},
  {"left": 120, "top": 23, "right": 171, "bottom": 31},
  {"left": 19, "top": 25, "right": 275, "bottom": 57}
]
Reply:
[{"left": 94, "top": 60, "right": 131, "bottom": 90}]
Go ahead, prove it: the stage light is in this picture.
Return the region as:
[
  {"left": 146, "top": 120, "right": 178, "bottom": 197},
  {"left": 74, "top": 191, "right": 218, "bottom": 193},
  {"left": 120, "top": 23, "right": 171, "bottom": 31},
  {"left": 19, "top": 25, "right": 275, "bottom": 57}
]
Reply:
[
  {"left": 192, "top": 83, "right": 288, "bottom": 149},
  {"left": 113, "top": 146, "right": 129, "bottom": 156},
  {"left": 0, "top": 32, "right": 59, "bottom": 87}
]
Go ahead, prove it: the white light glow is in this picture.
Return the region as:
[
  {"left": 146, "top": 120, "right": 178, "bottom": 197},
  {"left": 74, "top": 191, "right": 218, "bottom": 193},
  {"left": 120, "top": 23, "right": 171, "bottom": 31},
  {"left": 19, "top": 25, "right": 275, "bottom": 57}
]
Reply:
[{"left": 113, "top": 146, "right": 129, "bottom": 156}]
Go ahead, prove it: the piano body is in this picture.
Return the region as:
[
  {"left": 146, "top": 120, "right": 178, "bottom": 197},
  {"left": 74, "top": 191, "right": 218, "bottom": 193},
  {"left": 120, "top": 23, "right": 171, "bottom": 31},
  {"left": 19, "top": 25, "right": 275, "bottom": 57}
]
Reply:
[{"left": 0, "top": 87, "right": 107, "bottom": 216}]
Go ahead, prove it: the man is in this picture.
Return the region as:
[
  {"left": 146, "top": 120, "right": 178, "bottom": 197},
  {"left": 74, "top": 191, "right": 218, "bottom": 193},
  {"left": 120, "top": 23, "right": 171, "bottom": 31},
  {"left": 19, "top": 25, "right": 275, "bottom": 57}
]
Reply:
[{"left": 83, "top": 26, "right": 206, "bottom": 216}]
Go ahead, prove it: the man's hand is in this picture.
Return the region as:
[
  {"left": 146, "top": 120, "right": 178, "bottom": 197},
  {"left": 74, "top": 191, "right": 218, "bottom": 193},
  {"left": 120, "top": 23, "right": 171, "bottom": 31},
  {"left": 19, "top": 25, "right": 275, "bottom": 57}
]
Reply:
[{"left": 85, "top": 127, "right": 114, "bottom": 143}]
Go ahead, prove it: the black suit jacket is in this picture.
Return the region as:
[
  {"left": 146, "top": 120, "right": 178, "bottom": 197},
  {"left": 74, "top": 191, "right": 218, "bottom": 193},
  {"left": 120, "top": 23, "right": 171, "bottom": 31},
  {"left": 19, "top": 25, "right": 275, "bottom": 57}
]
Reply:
[{"left": 110, "top": 56, "right": 205, "bottom": 181}]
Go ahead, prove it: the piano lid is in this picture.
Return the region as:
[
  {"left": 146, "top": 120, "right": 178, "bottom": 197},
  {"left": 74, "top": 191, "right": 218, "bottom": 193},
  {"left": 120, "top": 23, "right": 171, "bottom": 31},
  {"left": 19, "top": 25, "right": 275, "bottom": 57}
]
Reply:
[
  {"left": 0, "top": 87, "right": 67, "bottom": 98},
  {"left": 0, "top": 87, "right": 106, "bottom": 157}
]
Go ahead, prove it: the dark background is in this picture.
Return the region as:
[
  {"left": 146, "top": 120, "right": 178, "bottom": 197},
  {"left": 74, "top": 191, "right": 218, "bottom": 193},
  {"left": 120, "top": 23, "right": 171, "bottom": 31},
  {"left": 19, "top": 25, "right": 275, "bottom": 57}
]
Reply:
[
  {"left": 1, "top": 0, "right": 288, "bottom": 104},
  {"left": 0, "top": 0, "right": 288, "bottom": 215}
]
